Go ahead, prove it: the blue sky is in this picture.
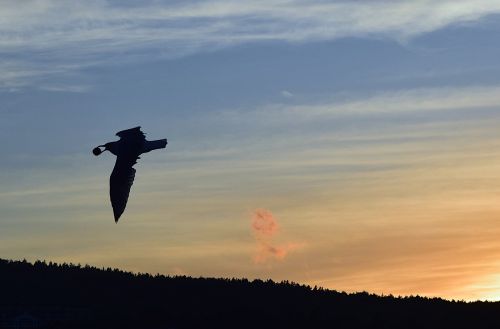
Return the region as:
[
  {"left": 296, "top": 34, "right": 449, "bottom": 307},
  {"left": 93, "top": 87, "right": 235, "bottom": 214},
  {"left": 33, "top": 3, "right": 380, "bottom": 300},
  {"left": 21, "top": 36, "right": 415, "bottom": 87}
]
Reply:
[{"left": 3, "top": 1, "right": 500, "bottom": 300}]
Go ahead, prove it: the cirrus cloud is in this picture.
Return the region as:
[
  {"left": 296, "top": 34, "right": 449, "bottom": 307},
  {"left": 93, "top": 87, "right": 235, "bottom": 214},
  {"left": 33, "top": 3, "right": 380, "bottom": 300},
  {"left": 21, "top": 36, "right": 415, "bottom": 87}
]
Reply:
[{"left": 2, "top": 0, "right": 500, "bottom": 89}]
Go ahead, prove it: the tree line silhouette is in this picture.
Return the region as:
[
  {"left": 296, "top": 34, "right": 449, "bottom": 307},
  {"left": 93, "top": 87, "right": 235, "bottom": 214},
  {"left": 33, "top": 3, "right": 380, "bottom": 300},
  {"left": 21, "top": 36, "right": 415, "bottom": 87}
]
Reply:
[{"left": 1, "top": 258, "right": 500, "bottom": 328}]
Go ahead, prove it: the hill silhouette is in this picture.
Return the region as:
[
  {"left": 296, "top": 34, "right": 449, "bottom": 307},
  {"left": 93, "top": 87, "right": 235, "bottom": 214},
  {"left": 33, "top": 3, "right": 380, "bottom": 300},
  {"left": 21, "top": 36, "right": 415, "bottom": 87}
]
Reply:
[{"left": 1, "top": 258, "right": 499, "bottom": 329}]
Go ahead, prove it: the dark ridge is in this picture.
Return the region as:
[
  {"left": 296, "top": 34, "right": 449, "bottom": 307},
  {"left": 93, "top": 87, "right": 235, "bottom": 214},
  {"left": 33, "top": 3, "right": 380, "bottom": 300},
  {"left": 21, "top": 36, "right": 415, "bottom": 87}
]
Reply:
[{"left": 1, "top": 258, "right": 499, "bottom": 329}]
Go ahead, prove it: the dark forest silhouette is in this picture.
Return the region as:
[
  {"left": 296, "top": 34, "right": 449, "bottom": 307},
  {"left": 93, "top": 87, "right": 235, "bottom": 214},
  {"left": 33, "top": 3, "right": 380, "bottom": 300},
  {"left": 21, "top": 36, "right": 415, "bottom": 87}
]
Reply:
[{"left": 1, "top": 258, "right": 500, "bottom": 329}]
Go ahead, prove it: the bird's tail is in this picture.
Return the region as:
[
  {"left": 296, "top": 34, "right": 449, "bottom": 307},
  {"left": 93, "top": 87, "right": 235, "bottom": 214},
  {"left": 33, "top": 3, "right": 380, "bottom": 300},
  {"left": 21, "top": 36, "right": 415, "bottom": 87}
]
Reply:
[{"left": 142, "top": 139, "right": 167, "bottom": 153}]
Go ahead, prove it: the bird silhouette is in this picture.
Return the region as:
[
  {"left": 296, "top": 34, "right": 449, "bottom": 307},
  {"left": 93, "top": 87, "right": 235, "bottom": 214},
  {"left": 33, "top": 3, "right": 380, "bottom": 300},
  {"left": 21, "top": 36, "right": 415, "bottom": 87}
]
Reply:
[{"left": 93, "top": 127, "right": 167, "bottom": 222}]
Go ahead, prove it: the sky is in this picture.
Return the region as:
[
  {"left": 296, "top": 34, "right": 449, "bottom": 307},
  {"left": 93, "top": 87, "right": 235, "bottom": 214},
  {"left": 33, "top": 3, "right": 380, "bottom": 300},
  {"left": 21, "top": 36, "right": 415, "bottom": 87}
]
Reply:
[{"left": 2, "top": 0, "right": 500, "bottom": 301}]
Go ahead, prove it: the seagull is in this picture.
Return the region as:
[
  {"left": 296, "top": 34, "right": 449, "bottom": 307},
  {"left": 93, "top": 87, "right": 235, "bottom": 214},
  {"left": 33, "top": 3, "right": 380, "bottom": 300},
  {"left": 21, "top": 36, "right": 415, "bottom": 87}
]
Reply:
[{"left": 93, "top": 127, "right": 167, "bottom": 222}]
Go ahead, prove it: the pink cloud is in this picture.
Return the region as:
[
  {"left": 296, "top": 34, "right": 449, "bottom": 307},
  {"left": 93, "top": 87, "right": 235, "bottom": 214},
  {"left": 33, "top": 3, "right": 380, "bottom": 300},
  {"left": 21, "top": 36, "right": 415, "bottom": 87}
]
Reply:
[
  {"left": 252, "top": 208, "right": 279, "bottom": 236},
  {"left": 251, "top": 209, "right": 302, "bottom": 263}
]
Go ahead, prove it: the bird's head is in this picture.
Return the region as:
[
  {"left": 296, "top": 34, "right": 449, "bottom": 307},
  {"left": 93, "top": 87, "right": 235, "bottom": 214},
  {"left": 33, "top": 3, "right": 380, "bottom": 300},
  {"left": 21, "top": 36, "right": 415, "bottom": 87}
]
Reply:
[
  {"left": 92, "top": 143, "right": 111, "bottom": 156},
  {"left": 93, "top": 142, "right": 119, "bottom": 156}
]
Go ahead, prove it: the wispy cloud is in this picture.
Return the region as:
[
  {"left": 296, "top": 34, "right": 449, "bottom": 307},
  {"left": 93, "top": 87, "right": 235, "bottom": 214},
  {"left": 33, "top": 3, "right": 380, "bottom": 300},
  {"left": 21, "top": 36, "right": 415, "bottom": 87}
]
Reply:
[
  {"left": 39, "top": 84, "right": 91, "bottom": 93},
  {"left": 2, "top": 0, "right": 500, "bottom": 89},
  {"left": 212, "top": 85, "right": 500, "bottom": 138}
]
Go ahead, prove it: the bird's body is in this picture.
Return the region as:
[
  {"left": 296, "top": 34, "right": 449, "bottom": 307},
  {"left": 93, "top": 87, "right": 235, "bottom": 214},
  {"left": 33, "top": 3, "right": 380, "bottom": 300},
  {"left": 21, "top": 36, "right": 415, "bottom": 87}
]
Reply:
[{"left": 93, "top": 127, "right": 167, "bottom": 222}]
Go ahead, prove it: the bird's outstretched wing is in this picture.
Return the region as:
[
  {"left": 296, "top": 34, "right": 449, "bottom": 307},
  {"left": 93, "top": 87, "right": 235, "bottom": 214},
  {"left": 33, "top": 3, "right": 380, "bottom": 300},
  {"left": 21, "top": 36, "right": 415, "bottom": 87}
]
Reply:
[
  {"left": 110, "top": 156, "right": 138, "bottom": 222},
  {"left": 116, "top": 126, "right": 145, "bottom": 141}
]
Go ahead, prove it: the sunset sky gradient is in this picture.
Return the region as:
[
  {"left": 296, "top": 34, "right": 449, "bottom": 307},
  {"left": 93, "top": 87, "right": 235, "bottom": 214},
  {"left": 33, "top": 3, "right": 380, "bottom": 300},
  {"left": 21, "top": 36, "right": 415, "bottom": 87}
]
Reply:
[{"left": 2, "top": 0, "right": 500, "bottom": 301}]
